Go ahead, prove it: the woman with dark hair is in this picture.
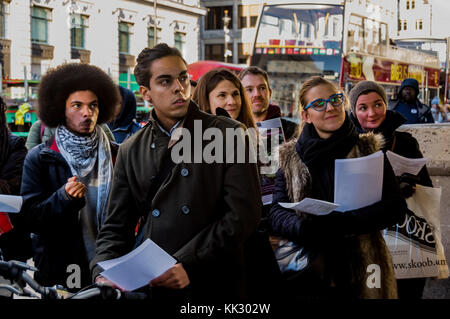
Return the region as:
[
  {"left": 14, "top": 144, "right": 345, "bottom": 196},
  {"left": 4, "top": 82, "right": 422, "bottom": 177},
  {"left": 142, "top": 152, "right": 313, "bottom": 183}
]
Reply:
[
  {"left": 20, "top": 63, "right": 120, "bottom": 290},
  {"left": 270, "top": 76, "right": 407, "bottom": 299},
  {"left": 192, "top": 68, "right": 256, "bottom": 129},
  {"left": 193, "top": 68, "right": 281, "bottom": 298},
  {"left": 349, "top": 80, "right": 433, "bottom": 299}
]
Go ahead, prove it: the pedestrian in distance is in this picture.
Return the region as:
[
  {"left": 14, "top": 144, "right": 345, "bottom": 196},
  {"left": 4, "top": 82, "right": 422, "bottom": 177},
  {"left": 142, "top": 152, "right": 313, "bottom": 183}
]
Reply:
[
  {"left": 107, "top": 85, "right": 142, "bottom": 144},
  {"left": 20, "top": 63, "right": 120, "bottom": 290},
  {"left": 430, "top": 96, "right": 448, "bottom": 123},
  {"left": 388, "top": 78, "right": 434, "bottom": 124},
  {"left": 349, "top": 80, "right": 433, "bottom": 299},
  {"left": 270, "top": 76, "right": 407, "bottom": 299},
  {"left": 91, "top": 44, "right": 262, "bottom": 301}
]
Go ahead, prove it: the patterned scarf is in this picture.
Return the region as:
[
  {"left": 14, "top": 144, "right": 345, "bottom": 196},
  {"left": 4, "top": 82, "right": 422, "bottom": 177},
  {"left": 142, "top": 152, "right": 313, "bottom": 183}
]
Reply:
[{"left": 56, "top": 125, "right": 113, "bottom": 228}]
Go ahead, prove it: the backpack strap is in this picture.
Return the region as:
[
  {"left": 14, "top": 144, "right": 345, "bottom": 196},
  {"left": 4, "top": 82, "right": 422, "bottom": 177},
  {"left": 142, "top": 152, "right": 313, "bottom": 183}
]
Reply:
[{"left": 40, "top": 122, "right": 46, "bottom": 139}]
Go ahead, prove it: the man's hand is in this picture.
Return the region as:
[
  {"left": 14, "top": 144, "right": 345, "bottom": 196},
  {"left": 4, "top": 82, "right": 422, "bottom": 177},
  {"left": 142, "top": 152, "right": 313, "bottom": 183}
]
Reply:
[
  {"left": 65, "top": 176, "right": 87, "bottom": 199},
  {"left": 149, "top": 263, "right": 190, "bottom": 289}
]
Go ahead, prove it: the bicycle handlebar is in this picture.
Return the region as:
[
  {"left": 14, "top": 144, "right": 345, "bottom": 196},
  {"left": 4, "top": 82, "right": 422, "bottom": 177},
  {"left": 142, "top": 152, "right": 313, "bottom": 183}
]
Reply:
[
  {"left": 1, "top": 260, "right": 149, "bottom": 300},
  {"left": 0, "top": 260, "right": 59, "bottom": 299},
  {"left": 69, "top": 285, "right": 148, "bottom": 300}
]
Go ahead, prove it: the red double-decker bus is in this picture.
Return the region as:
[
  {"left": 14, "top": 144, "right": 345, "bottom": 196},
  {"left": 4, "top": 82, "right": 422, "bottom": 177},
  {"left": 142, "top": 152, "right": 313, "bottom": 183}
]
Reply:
[{"left": 250, "top": 1, "right": 442, "bottom": 118}]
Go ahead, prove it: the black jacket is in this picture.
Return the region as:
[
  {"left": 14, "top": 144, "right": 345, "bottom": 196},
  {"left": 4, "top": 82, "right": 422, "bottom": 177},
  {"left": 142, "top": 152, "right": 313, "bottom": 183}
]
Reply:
[
  {"left": 20, "top": 135, "right": 118, "bottom": 288},
  {"left": 388, "top": 99, "right": 434, "bottom": 124},
  {"left": 269, "top": 117, "right": 406, "bottom": 298},
  {"left": 91, "top": 102, "right": 262, "bottom": 300},
  {"left": 0, "top": 134, "right": 30, "bottom": 262}
]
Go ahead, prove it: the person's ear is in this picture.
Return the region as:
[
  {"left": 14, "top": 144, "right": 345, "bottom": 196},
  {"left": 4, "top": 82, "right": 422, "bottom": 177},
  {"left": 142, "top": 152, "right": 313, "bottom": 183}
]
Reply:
[
  {"left": 139, "top": 85, "right": 152, "bottom": 103},
  {"left": 301, "top": 110, "right": 312, "bottom": 123}
]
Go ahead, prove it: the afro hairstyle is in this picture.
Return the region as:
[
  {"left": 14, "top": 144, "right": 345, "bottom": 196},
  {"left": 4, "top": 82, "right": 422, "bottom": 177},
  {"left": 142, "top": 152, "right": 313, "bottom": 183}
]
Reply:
[{"left": 37, "top": 63, "right": 120, "bottom": 128}]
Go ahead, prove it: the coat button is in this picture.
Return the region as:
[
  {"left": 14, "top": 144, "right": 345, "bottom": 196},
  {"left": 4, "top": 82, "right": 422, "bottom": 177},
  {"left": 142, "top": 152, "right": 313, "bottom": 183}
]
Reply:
[
  {"left": 152, "top": 209, "right": 160, "bottom": 217},
  {"left": 181, "top": 205, "right": 190, "bottom": 215},
  {"left": 181, "top": 168, "right": 189, "bottom": 177}
]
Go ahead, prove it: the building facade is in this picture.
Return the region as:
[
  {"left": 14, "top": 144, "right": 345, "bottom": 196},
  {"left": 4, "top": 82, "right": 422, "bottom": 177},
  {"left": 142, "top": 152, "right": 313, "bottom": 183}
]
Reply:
[
  {"left": 0, "top": 0, "right": 206, "bottom": 98},
  {"left": 200, "top": 0, "right": 261, "bottom": 64},
  {"left": 199, "top": 0, "right": 399, "bottom": 65}
]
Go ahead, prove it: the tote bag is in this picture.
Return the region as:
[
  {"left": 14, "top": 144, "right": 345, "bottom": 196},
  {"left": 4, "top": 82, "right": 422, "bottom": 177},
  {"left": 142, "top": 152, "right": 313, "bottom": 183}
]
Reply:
[{"left": 383, "top": 185, "right": 449, "bottom": 279}]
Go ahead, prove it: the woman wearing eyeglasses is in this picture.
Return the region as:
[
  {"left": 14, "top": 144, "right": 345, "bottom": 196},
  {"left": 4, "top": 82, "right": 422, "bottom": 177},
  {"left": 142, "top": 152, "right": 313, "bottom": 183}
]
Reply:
[{"left": 269, "top": 76, "right": 407, "bottom": 299}]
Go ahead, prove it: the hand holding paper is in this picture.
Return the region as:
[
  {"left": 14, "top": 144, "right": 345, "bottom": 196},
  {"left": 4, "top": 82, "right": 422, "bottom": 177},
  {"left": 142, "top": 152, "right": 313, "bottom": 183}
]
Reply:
[
  {"left": 279, "top": 198, "right": 339, "bottom": 216},
  {"left": 0, "top": 194, "right": 23, "bottom": 213},
  {"left": 98, "top": 239, "right": 177, "bottom": 291},
  {"left": 386, "top": 150, "right": 428, "bottom": 177},
  {"left": 150, "top": 263, "right": 190, "bottom": 289}
]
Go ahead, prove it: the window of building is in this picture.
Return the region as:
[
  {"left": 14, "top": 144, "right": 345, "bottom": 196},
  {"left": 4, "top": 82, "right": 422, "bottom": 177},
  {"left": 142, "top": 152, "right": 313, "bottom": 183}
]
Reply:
[
  {"left": 238, "top": 5, "right": 259, "bottom": 29},
  {"left": 71, "top": 14, "right": 88, "bottom": 49},
  {"left": 148, "top": 26, "right": 161, "bottom": 48},
  {"left": 238, "top": 5, "right": 247, "bottom": 28},
  {"left": 403, "top": 21, "right": 407, "bottom": 30},
  {"left": 238, "top": 43, "right": 249, "bottom": 64},
  {"left": 205, "top": 43, "right": 232, "bottom": 61},
  {"left": 398, "top": 20, "right": 402, "bottom": 31},
  {"left": 412, "top": 1, "right": 415, "bottom": 9},
  {"left": 118, "top": 22, "right": 132, "bottom": 54},
  {"left": 31, "top": 6, "right": 51, "bottom": 44},
  {"left": 0, "top": 2, "right": 5, "bottom": 38},
  {"left": 174, "top": 32, "right": 185, "bottom": 53},
  {"left": 406, "top": 1, "right": 410, "bottom": 10},
  {"left": 419, "top": 19, "right": 423, "bottom": 30},
  {"left": 205, "top": 6, "right": 232, "bottom": 30}
]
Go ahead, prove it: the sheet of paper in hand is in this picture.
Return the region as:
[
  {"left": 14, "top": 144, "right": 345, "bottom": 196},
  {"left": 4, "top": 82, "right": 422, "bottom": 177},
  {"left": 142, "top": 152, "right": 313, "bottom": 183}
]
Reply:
[
  {"left": 386, "top": 150, "right": 428, "bottom": 177},
  {"left": 279, "top": 198, "right": 339, "bottom": 216},
  {"left": 98, "top": 238, "right": 177, "bottom": 291},
  {"left": 334, "top": 151, "right": 384, "bottom": 212},
  {"left": 0, "top": 195, "right": 23, "bottom": 213}
]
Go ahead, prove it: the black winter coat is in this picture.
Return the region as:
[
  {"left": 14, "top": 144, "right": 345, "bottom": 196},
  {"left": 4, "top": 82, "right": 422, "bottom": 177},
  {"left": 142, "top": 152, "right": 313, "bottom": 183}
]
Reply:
[
  {"left": 0, "top": 134, "right": 30, "bottom": 262},
  {"left": 20, "top": 135, "right": 117, "bottom": 288},
  {"left": 269, "top": 117, "right": 407, "bottom": 298},
  {"left": 91, "top": 102, "right": 262, "bottom": 300}
]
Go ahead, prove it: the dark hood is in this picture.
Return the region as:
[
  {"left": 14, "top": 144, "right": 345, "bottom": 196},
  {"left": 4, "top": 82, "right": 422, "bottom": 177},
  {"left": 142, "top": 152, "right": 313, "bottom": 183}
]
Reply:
[{"left": 108, "top": 86, "right": 137, "bottom": 129}]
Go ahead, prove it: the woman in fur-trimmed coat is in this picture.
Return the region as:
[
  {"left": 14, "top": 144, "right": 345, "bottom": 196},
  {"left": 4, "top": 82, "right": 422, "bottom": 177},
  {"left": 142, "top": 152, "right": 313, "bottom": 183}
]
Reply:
[{"left": 269, "top": 76, "right": 407, "bottom": 299}]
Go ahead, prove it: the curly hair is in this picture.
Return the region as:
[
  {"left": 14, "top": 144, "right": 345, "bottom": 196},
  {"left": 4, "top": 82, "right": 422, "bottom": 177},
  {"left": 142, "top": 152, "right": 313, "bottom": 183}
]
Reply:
[
  {"left": 37, "top": 63, "right": 120, "bottom": 127},
  {"left": 192, "top": 68, "right": 256, "bottom": 129}
]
